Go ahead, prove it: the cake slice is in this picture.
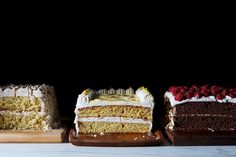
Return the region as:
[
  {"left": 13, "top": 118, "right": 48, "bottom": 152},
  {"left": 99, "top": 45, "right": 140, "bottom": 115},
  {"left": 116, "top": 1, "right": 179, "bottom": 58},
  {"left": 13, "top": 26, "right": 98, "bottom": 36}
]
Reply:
[
  {"left": 164, "top": 85, "right": 236, "bottom": 131},
  {"left": 0, "top": 84, "right": 59, "bottom": 130},
  {"left": 74, "top": 87, "right": 154, "bottom": 134}
]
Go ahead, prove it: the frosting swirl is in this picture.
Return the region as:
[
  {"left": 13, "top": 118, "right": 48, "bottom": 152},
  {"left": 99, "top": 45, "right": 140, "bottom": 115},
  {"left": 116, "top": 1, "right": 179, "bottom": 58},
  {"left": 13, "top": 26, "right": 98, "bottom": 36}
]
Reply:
[
  {"left": 126, "top": 87, "right": 134, "bottom": 96},
  {"left": 116, "top": 88, "right": 125, "bottom": 95}
]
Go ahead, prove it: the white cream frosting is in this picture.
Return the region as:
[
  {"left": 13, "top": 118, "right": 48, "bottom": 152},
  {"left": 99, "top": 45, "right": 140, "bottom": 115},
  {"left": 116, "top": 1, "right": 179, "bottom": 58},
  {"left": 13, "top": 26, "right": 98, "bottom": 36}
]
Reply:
[
  {"left": 2, "top": 88, "right": 15, "bottom": 97},
  {"left": 77, "top": 117, "right": 151, "bottom": 124},
  {"left": 75, "top": 117, "right": 152, "bottom": 133},
  {"left": 165, "top": 91, "right": 236, "bottom": 107},
  {"left": 16, "top": 86, "right": 29, "bottom": 96},
  {"left": 0, "top": 85, "right": 45, "bottom": 97},
  {"left": 76, "top": 87, "right": 155, "bottom": 109},
  {"left": 126, "top": 87, "right": 134, "bottom": 96}
]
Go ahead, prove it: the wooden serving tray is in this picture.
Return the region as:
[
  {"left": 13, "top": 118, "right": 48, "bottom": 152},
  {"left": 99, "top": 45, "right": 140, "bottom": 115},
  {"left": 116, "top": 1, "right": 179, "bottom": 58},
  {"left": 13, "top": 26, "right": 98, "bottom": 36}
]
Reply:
[
  {"left": 165, "top": 128, "right": 236, "bottom": 146},
  {"left": 69, "top": 128, "right": 163, "bottom": 146},
  {"left": 0, "top": 129, "right": 66, "bottom": 143}
]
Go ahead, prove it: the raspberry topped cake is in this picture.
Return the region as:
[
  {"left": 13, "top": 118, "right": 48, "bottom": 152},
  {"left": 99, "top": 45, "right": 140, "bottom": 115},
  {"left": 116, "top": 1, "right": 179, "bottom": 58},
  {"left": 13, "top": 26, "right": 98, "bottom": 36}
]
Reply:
[
  {"left": 74, "top": 87, "right": 155, "bottom": 134},
  {"left": 164, "top": 85, "right": 236, "bottom": 131}
]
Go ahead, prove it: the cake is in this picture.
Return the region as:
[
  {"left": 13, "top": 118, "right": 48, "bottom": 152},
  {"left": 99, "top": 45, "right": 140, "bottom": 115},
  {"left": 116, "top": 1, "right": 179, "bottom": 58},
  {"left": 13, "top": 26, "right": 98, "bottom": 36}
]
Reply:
[
  {"left": 0, "top": 84, "right": 59, "bottom": 130},
  {"left": 164, "top": 85, "right": 236, "bottom": 131},
  {"left": 74, "top": 87, "right": 154, "bottom": 134}
]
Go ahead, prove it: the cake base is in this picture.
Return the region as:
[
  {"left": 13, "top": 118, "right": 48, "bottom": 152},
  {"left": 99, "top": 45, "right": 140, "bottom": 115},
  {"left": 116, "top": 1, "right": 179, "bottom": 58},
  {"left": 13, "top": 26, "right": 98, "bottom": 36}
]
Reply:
[
  {"left": 69, "top": 128, "right": 163, "bottom": 146},
  {"left": 0, "top": 129, "right": 66, "bottom": 143},
  {"left": 165, "top": 128, "right": 236, "bottom": 146}
]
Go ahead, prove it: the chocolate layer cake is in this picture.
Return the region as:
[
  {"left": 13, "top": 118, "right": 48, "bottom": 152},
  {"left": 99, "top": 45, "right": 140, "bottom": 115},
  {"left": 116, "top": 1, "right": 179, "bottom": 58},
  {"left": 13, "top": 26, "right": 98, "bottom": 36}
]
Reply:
[
  {"left": 164, "top": 85, "right": 236, "bottom": 131},
  {"left": 74, "top": 87, "right": 155, "bottom": 134}
]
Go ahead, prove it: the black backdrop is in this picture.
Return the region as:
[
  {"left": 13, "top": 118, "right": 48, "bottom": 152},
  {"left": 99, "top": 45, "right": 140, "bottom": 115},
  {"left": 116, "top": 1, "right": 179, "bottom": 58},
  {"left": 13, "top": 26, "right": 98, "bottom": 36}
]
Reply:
[{"left": 1, "top": 7, "right": 236, "bottom": 129}]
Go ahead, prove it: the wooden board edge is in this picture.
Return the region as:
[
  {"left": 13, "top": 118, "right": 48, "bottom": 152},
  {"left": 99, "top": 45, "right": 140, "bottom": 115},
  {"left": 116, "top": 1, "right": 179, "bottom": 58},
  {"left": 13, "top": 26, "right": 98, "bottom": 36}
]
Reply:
[
  {"left": 0, "top": 129, "right": 66, "bottom": 143},
  {"left": 69, "top": 128, "right": 163, "bottom": 147}
]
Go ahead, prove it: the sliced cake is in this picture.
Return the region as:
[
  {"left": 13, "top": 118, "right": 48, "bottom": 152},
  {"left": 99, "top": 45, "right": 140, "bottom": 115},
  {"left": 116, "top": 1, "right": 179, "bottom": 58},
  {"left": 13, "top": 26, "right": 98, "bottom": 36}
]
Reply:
[
  {"left": 74, "top": 87, "right": 155, "bottom": 134},
  {"left": 164, "top": 85, "right": 236, "bottom": 131},
  {"left": 0, "top": 84, "right": 59, "bottom": 130}
]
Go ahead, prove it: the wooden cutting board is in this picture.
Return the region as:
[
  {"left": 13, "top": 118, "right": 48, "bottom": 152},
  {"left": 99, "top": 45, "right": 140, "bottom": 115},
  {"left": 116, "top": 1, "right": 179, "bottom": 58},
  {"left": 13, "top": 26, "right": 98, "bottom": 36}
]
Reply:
[
  {"left": 69, "top": 129, "right": 163, "bottom": 146},
  {"left": 165, "top": 128, "right": 236, "bottom": 146},
  {"left": 0, "top": 129, "right": 65, "bottom": 143}
]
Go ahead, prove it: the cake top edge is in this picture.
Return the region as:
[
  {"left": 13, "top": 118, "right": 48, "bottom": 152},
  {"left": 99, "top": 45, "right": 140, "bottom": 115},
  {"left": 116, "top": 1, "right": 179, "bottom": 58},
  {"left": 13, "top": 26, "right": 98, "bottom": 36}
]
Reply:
[
  {"left": 0, "top": 84, "right": 55, "bottom": 97},
  {"left": 0, "top": 84, "right": 54, "bottom": 90},
  {"left": 165, "top": 85, "right": 236, "bottom": 106},
  {"left": 76, "top": 86, "right": 154, "bottom": 108},
  {"left": 79, "top": 86, "right": 152, "bottom": 97}
]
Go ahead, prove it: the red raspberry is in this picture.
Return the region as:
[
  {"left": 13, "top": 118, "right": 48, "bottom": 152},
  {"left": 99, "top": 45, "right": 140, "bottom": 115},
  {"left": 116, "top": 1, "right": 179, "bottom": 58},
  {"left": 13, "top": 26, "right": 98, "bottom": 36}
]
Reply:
[
  {"left": 194, "top": 92, "right": 202, "bottom": 98},
  {"left": 181, "top": 86, "right": 189, "bottom": 90},
  {"left": 201, "top": 84, "right": 209, "bottom": 90},
  {"left": 169, "top": 87, "right": 180, "bottom": 96},
  {"left": 192, "top": 84, "right": 199, "bottom": 88},
  {"left": 216, "top": 93, "right": 225, "bottom": 100},
  {"left": 222, "top": 89, "right": 229, "bottom": 96},
  {"left": 191, "top": 86, "right": 200, "bottom": 92},
  {"left": 168, "top": 86, "right": 175, "bottom": 92},
  {"left": 201, "top": 89, "right": 210, "bottom": 97},
  {"left": 229, "top": 88, "right": 236, "bottom": 92},
  {"left": 180, "top": 88, "right": 187, "bottom": 93},
  {"left": 186, "top": 91, "right": 194, "bottom": 99},
  {"left": 211, "top": 86, "right": 220, "bottom": 95},
  {"left": 229, "top": 92, "right": 236, "bottom": 98},
  {"left": 175, "top": 93, "right": 184, "bottom": 101}
]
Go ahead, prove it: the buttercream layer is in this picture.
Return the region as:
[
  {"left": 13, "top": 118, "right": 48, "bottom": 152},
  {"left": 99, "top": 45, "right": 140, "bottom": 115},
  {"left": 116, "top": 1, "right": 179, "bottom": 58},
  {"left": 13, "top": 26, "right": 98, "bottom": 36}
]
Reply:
[
  {"left": 77, "top": 117, "right": 151, "bottom": 124},
  {"left": 76, "top": 87, "right": 154, "bottom": 109}
]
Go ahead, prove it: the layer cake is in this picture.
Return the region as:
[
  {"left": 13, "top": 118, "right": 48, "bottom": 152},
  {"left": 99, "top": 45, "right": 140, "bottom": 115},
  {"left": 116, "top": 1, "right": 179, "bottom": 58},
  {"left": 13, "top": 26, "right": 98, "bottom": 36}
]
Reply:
[
  {"left": 164, "top": 85, "right": 236, "bottom": 131},
  {"left": 74, "top": 87, "right": 154, "bottom": 134},
  {"left": 0, "top": 84, "right": 59, "bottom": 130}
]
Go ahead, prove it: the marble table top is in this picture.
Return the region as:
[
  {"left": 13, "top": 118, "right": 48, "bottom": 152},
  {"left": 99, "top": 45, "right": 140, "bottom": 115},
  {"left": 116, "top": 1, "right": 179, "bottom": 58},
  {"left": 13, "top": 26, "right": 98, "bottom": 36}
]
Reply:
[{"left": 0, "top": 144, "right": 236, "bottom": 157}]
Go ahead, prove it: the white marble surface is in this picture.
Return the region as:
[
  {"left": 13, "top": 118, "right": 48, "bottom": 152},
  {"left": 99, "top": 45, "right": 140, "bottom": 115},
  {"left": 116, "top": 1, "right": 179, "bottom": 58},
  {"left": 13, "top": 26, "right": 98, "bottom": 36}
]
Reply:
[{"left": 0, "top": 144, "right": 236, "bottom": 157}]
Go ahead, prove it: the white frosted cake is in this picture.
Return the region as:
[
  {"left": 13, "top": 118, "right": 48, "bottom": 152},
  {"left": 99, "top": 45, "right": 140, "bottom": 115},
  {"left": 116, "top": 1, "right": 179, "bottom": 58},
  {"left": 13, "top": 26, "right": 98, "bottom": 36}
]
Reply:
[
  {"left": 74, "top": 87, "right": 155, "bottom": 134},
  {"left": 0, "top": 84, "right": 59, "bottom": 130}
]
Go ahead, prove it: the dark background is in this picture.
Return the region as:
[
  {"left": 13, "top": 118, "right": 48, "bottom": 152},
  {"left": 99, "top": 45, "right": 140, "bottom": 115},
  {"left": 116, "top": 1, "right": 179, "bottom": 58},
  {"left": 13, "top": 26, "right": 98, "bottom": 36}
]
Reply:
[{"left": 1, "top": 7, "right": 236, "bottom": 129}]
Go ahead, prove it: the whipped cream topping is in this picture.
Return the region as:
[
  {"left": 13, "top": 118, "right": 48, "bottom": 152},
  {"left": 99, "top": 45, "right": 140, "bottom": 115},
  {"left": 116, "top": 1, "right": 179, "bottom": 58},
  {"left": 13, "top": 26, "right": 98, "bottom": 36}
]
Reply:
[
  {"left": 76, "top": 87, "right": 155, "bottom": 109},
  {"left": 165, "top": 91, "right": 236, "bottom": 107},
  {"left": 77, "top": 117, "right": 151, "bottom": 124},
  {"left": 0, "top": 85, "right": 47, "bottom": 97},
  {"left": 75, "top": 117, "right": 152, "bottom": 133}
]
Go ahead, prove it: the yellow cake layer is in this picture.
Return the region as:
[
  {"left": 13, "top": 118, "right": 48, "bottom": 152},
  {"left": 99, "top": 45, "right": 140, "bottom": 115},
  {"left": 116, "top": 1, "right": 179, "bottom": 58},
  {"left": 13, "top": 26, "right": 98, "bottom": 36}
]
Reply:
[
  {"left": 0, "top": 97, "right": 41, "bottom": 112},
  {"left": 77, "top": 105, "right": 152, "bottom": 120},
  {"left": 77, "top": 122, "right": 150, "bottom": 133},
  {"left": 0, "top": 113, "right": 48, "bottom": 130}
]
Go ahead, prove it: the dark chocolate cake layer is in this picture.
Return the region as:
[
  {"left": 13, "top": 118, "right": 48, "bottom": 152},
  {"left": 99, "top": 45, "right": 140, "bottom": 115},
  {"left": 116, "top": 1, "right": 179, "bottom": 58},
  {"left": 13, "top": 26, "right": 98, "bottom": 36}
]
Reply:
[
  {"left": 173, "top": 102, "right": 236, "bottom": 116},
  {"left": 173, "top": 115, "right": 236, "bottom": 131}
]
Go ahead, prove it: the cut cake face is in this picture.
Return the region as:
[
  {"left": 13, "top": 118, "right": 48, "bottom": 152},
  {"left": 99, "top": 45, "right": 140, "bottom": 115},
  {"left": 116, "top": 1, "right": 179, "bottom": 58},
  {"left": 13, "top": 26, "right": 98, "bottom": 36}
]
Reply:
[
  {"left": 0, "top": 84, "right": 59, "bottom": 130},
  {"left": 164, "top": 85, "right": 236, "bottom": 131},
  {"left": 74, "top": 87, "right": 155, "bottom": 134}
]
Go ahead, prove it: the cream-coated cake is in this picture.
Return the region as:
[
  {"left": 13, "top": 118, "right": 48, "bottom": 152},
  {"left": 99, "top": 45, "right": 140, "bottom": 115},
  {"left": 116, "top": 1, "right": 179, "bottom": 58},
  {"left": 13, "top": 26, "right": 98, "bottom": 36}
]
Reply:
[
  {"left": 74, "top": 87, "right": 155, "bottom": 134},
  {"left": 0, "top": 84, "right": 59, "bottom": 130}
]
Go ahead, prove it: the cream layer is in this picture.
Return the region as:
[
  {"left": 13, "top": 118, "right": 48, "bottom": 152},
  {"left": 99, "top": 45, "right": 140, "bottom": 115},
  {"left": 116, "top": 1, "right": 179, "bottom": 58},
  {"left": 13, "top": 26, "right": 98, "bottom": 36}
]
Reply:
[{"left": 165, "top": 91, "right": 236, "bottom": 107}]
